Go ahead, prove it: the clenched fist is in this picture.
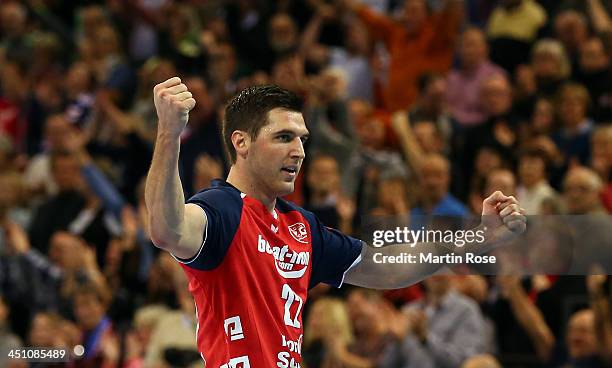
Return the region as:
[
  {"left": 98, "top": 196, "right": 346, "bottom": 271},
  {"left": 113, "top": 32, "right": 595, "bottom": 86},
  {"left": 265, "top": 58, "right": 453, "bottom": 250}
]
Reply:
[{"left": 153, "top": 77, "right": 196, "bottom": 137}]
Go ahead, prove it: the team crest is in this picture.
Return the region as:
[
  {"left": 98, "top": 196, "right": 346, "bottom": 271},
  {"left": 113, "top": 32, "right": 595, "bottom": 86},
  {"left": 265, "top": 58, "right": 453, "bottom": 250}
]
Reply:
[{"left": 288, "top": 223, "right": 308, "bottom": 244}]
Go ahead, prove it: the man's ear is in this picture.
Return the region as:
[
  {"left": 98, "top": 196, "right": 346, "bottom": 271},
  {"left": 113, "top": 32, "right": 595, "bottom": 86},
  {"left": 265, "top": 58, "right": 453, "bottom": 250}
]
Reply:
[{"left": 231, "top": 130, "right": 250, "bottom": 160}]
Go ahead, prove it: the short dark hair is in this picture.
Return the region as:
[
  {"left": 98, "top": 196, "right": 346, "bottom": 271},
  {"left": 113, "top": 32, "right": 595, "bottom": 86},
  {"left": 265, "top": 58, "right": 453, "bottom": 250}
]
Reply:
[{"left": 223, "top": 85, "right": 302, "bottom": 164}]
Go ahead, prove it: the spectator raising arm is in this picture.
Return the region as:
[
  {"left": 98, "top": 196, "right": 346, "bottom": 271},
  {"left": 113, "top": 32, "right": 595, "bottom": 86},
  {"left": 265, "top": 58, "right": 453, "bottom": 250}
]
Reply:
[
  {"left": 497, "top": 276, "right": 555, "bottom": 362},
  {"left": 587, "top": 0, "right": 612, "bottom": 33},
  {"left": 587, "top": 274, "right": 612, "bottom": 364},
  {"left": 144, "top": 77, "right": 203, "bottom": 259}
]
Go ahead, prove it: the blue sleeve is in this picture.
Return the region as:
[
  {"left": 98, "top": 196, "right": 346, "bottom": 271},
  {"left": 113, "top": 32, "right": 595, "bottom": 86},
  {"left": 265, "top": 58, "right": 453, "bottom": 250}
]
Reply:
[
  {"left": 81, "top": 163, "right": 125, "bottom": 218},
  {"left": 305, "top": 212, "right": 363, "bottom": 289},
  {"left": 173, "top": 188, "right": 242, "bottom": 270}
]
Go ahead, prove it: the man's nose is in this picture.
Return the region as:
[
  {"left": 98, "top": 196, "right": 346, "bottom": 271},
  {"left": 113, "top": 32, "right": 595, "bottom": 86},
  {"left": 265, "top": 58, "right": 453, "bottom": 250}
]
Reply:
[{"left": 291, "top": 137, "right": 306, "bottom": 159}]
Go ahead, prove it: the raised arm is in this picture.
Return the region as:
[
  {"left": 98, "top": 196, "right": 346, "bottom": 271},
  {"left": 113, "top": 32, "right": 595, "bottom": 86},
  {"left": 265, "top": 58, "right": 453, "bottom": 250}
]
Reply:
[
  {"left": 344, "top": 192, "right": 526, "bottom": 289},
  {"left": 587, "top": 0, "right": 612, "bottom": 33},
  {"left": 587, "top": 274, "right": 612, "bottom": 363},
  {"left": 144, "top": 77, "right": 204, "bottom": 259},
  {"left": 499, "top": 276, "right": 555, "bottom": 362}
]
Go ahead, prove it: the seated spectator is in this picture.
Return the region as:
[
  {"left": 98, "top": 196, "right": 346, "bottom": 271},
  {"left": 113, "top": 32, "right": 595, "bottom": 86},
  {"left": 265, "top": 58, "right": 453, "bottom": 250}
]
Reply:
[
  {"left": 23, "top": 114, "right": 70, "bottom": 198},
  {"left": 517, "top": 148, "right": 558, "bottom": 214},
  {"left": 515, "top": 39, "right": 572, "bottom": 119},
  {"left": 552, "top": 83, "right": 594, "bottom": 167},
  {"left": 392, "top": 275, "right": 487, "bottom": 368},
  {"left": 0, "top": 295, "right": 23, "bottom": 368},
  {"left": 460, "top": 74, "right": 519, "bottom": 195},
  {"left": 412, "top": 154, "right": 469, "bottom": 217},
  {"left": 484, "top": 168, "right": 517, "bottom": 198},
  {"left": 144, "top": 271, "right": 198, "bottom": 367},
  {"left": 73, "top": 284, "right": 117, "bottom": 366},
  {"left": 346, "top": 289, "right": 396, "bottom": 364},
  {"left": 554, "top": 10, "right": 589, "bottom": 64},
  {"left": 28, "top": 150, "right": 86, "bottom": 254},
  {"left": 303, "top": 297, "right": 367, "bottom": 367},
  {"left": 447, "top": 27, "right": 506, "bottom": 127},
  {"left": 409, "top": 74, "right": 452, "bottom": 143},
  {"left": 576, "top": 36, "right": 612, "bottom": 122},
  {"left": 591, "top": 125, "right": 612, "bottom": 212},
  {"left": 304, "top": 154, "right": 352, "bottom": 232},
  {"left": 563, "top": 167, "right": 606, "bottom": 214}
]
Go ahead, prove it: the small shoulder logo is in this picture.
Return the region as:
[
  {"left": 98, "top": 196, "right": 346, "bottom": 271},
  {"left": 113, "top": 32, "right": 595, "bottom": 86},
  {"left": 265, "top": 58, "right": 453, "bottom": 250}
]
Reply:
[{"left": 288, "top": 223, "right": 308, "bottom": 244}]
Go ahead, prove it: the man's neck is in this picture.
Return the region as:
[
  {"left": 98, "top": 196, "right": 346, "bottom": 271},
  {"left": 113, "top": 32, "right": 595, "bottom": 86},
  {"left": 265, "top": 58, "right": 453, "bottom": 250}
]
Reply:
[{"left": 226, "top": 166, "right": 277, "bottom": 212}]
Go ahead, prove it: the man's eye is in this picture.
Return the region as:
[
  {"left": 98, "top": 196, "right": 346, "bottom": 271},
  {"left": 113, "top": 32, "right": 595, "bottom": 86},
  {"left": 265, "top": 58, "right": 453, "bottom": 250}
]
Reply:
[
  {"left": 300, "top": 136, "right": 309, "bottom": 144},
  {"left": 278, "top": 135, "right": 292, "bottom": 142}
]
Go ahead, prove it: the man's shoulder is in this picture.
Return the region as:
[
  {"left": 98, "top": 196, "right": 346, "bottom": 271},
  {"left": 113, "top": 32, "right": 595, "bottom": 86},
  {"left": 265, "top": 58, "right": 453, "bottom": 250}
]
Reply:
[{"left": 187, "top": 182, "right": 243, "bottom": 207}]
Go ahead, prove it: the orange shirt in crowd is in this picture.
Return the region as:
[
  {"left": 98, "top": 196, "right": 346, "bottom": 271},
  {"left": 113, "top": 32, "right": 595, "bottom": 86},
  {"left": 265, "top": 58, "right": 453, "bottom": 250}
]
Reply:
[{"left": 356, "top": 5, "right": 462, "bottom": 111}]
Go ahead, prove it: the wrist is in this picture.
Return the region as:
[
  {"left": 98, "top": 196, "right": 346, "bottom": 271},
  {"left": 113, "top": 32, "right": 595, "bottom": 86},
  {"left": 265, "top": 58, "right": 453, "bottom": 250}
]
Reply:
[{"left": 156, "top": 128, "right": 181, "bottom": 138}]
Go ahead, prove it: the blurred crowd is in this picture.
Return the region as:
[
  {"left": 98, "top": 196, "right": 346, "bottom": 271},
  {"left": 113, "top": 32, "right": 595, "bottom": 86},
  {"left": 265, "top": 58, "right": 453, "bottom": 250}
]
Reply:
[{"left": 0, "top": 0, "right": 612, "bottom": 367}]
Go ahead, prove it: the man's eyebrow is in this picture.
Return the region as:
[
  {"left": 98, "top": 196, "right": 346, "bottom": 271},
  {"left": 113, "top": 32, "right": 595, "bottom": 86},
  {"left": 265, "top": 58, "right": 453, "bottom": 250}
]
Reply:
[{"left": 273, "top": 129, "right": 310, "bottom": 136}]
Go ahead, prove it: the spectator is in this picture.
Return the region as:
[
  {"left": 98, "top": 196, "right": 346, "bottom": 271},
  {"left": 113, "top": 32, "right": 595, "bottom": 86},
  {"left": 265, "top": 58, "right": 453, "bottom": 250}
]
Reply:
[
  {"left": 409, "top": 74, "right": 452, "bottom": 143},
  {"left": 28, "top": 150, "right": 86, "bottom": 254},
  {"left": 461, "top": 354, "right": 502, "bottom": 368},
  {"left": 447, "top": 27, "right": 506, "bottom": 127},
  {"left": 300, "top": 7, "right": 374, "bottom": 103},
  {"left": 340, "top": 0, "right": 463, "bottom": 110},
  {"left": 72, "top": 284, "right": 117, "bottom": 366},
  {"left": 563, "top": 167, "right": 605, "bottom": 215},
  {"left": 576, "top": 36, "right": 612, "bottom": 122},
  {"left": 517, "top": 148, "right": 558, "bottom": 214},
  {"left": 303, "top": 297, "right": 365, "bottom": 367},
  {"left": 0, "top": 294, "right": 23, "bottom": 368},
  {"left": 144, "top": 271, "right": 198, "bottom": 367},
  {"left": 552, "top": 83, "right": 594, "bottom": 167},
  {"left": 591, "top": 125, "right": 612, "bottom": 212},
  {"left": 487, "top": 0, "right": 548, "bottom": 73},
  {"left": 554, "top": 10, "right": 589, "bottom": 64},
  {"left": 412, "top": 154, "right": 468, "bottom": 216},
  {"left": 304, "top": 154, "right": 346, "bottom": 230},
  {"left": 392, "top": 275, "right": 487, "bottom": 368}
]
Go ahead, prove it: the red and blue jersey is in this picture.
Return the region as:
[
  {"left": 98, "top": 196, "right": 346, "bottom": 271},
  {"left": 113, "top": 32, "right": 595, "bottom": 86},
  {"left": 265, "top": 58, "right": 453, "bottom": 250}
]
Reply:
[{"left": 173, "top": 179, "right": 363, "bottom": 368}]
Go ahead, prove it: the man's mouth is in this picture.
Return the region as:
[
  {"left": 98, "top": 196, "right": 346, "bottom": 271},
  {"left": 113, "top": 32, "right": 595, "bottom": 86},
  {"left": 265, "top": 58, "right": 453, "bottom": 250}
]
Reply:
[{"left": 281, "top": 165, "right": 298, "bottom": 175}]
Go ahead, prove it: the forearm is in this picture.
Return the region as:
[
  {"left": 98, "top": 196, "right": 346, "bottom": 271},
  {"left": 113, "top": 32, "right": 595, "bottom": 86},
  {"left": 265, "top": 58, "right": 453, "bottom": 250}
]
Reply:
[
  {"left": 144, "top": 133, "right": 186, "bottom": 248},
  {"left": 81, "top": 163, "right": 125, "bottom": 218},
  {"left": 345, "top": 241, "right": 449, "bottom": 289},
  {"left": 590, "top": 290, "right": 612, "bottom": 361},
  {"left": 507, "top": 285, "right": 555, "bottom": 361},
  {"left": 588, "top": 0, "right": 612, "bottom": 33},
  {"left": 345, "top": 223, "right": 514, "bottom": 289}
]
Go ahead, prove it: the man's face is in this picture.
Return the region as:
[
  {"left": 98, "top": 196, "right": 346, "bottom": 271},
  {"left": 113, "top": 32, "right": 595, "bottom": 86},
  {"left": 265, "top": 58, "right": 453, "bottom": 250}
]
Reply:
[
  {"left": 580, "top": 38, "right": 610, "bottom": 73},
  {"left": 74, "top": 293, "right": 105, "bottom": 331},
  {"left": 52, "top": 155, "right": 81, "bottom": 192},
  {"left": 269, "top": 14, "right": 298, "bottom": 53},
  {"left": 519, "top": 156, "right": 545, "bottom": 187},
  {"left": 399, "top": 0, "right": 427, "bottom": 34},
  {"left": 563, "top": 170, "right": 600, "bottom": 214},
  {"left": 460, "top": 29, "right": 487, "bottom": 69},
  {"left": 307, "top": 156, "right": 339, "bottom": 196},
  {"left": 481, "top": 77, "right": 512, "bottom": 116},
  {"left": 421, "top": 157, "right": 449, "bottom": 203},
  {"left": 566, "top": 310, "right": 597, "bottom": 359},
  {"left": 245, "top": 108, "right": 308, "bottom": 198}
]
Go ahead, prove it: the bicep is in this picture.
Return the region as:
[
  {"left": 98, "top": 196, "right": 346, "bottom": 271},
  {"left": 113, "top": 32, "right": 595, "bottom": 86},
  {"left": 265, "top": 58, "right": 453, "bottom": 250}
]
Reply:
[{"left": 171, "top": 203, "right": 207, "bottom": 259}]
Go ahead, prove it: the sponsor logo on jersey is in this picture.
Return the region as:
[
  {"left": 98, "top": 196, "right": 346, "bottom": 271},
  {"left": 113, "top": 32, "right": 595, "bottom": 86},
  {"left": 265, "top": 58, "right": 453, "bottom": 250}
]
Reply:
[
  {"left": 288, "top": 223, "right": 308, "bottom": 244},
  {"left": 257, "top": 235, "right": 309, "bottom": 278}
]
